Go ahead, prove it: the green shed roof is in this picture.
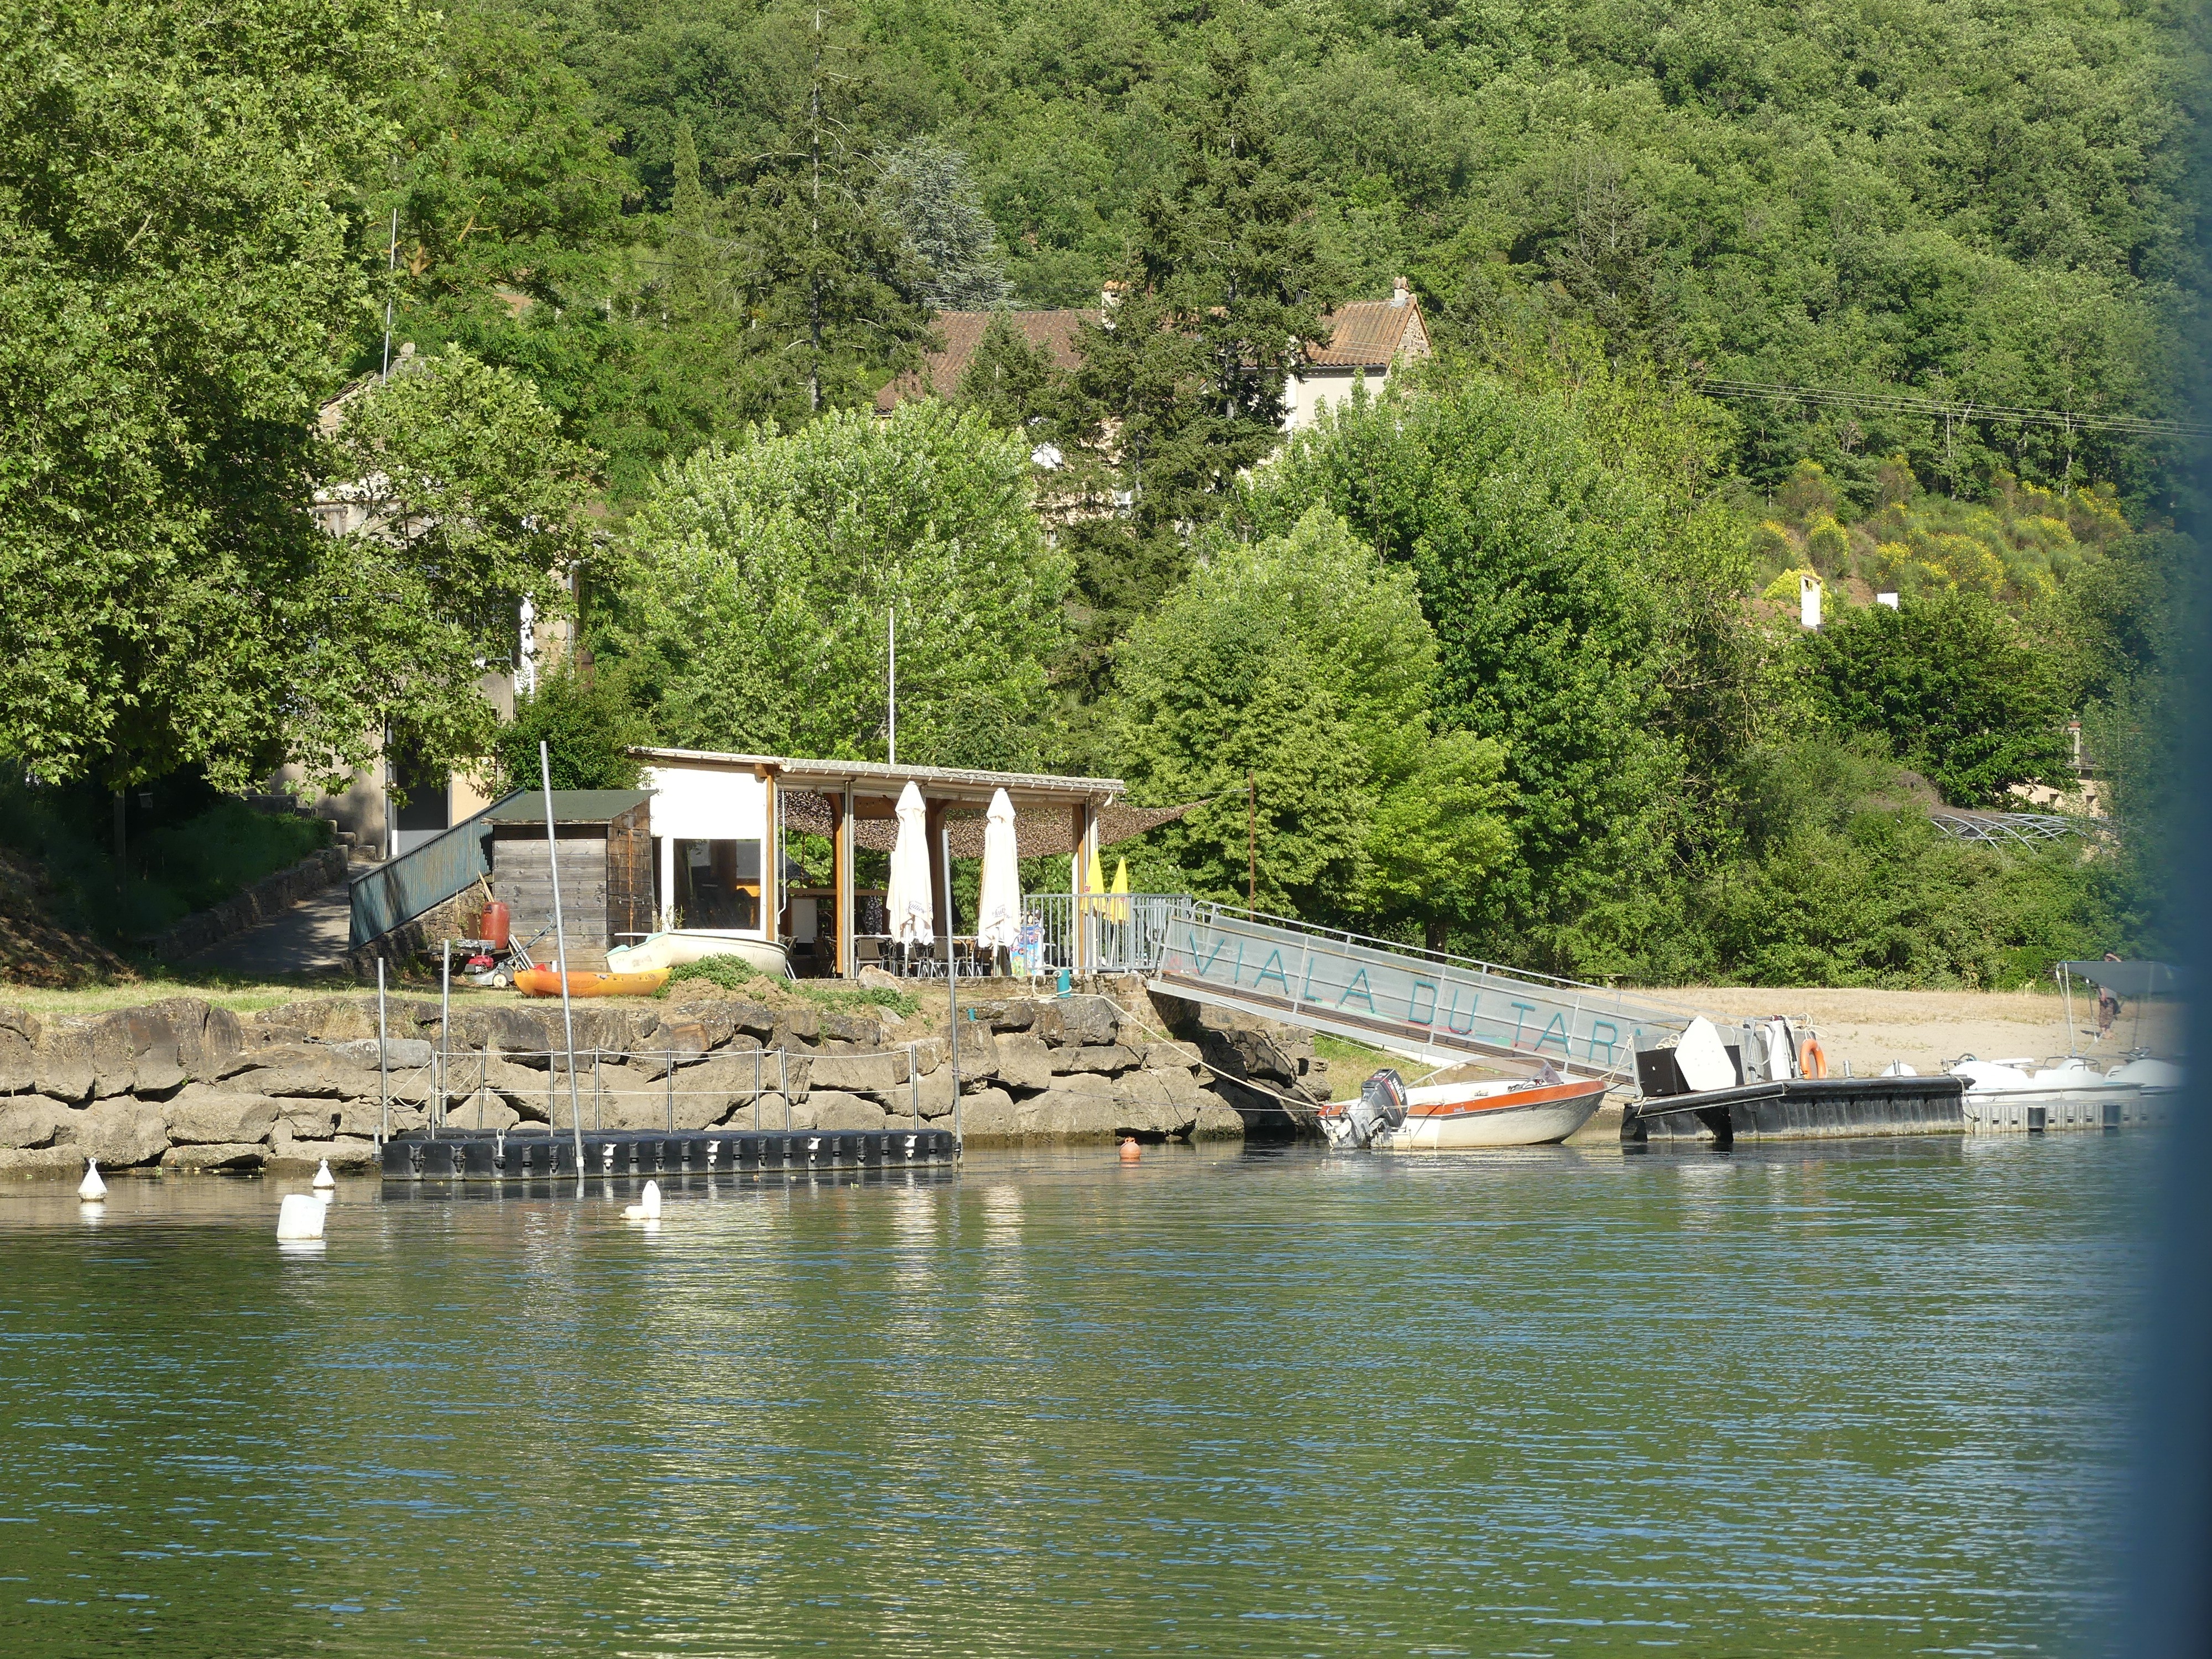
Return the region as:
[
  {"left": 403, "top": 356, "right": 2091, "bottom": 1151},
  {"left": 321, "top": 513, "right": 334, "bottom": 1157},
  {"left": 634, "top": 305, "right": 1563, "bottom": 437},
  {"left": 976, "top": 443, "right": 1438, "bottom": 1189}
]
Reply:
[{"left": 478, "top": 789, "right": 651, "bottom": 825}]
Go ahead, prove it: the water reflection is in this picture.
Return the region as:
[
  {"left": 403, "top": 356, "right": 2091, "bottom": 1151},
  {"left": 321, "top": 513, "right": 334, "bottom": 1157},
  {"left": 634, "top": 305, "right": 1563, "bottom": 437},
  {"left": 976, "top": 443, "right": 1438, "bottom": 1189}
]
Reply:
[{"left": 0, "top": 1138, "right": 2145, "bottom": 1657}]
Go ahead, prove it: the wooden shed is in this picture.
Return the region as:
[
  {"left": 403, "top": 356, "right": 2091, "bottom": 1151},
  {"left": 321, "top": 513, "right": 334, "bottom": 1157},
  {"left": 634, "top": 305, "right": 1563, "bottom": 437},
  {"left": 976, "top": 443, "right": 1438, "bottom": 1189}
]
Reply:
[{"left": 483, "top": 790, "right": 653, "bottom": 971}]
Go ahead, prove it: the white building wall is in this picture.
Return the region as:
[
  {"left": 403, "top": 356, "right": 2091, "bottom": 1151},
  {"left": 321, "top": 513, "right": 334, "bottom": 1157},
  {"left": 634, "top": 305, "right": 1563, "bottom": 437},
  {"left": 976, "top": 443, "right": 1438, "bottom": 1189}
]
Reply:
[{"left": 642, "top": 765, "right": 770, "bottom": 932}]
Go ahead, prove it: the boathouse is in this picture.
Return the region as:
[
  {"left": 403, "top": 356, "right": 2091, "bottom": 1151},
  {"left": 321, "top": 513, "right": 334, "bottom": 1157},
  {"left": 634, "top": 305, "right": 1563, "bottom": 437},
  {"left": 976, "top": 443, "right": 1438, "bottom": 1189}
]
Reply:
[{"left": 631, "top": 749, "right": 1186, "bottom": 977}]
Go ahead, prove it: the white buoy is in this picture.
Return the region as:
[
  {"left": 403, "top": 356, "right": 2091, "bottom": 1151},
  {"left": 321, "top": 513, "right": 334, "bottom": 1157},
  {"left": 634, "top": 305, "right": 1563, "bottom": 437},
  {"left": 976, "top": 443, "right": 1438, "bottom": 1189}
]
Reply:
[
  {"left": 276, "top": 1193, "right": 326, "bottom": 1240},
  {"left": 77, "top": 1159, "right": 106, "bottom": 1202},
  {"left": 312, "top": 1159, "right": 336, "bottom": 1190},
  {"left": 622, "top": 1179, "right": 662, "bottom": 1222}
]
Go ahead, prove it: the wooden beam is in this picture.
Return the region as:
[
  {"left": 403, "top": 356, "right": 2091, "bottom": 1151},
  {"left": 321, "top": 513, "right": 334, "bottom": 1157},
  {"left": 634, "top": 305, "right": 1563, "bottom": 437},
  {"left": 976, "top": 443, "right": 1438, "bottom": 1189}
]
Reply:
[{"left": 836, "top": 784, "right": 855, "bottom": 979}]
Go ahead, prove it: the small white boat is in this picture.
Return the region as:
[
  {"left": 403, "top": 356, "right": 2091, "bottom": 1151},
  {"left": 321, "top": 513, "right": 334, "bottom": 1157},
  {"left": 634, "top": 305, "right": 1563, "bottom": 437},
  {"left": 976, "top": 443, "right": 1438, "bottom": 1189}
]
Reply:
[
  {"left": 605, "top": 931, "right": 792, "bottom": 979},
  {"left": 1322, "top": 1067, "right": 1611, "bottom": 1151}
]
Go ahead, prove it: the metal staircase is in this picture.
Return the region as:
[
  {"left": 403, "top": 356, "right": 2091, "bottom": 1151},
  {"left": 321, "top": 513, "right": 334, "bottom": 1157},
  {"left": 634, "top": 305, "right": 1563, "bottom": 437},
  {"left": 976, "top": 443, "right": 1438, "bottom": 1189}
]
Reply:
[{"left": 1146, "top": 901, "right": 1692, "bottom": 1079}]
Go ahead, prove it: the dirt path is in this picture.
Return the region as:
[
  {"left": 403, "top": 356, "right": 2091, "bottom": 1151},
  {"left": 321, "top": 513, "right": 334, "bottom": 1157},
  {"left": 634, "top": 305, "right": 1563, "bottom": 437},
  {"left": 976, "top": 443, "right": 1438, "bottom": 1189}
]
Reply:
[{"left": 1666, "top": 985, "right": 2185, "bottom": 1074}]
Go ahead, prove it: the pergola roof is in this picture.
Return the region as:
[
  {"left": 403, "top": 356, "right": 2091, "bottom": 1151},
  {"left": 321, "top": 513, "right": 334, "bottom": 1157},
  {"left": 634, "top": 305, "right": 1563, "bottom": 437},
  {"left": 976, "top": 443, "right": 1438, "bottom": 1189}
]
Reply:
[{"left": 632, "top": 747, "right": 1125, "bottom": 807}]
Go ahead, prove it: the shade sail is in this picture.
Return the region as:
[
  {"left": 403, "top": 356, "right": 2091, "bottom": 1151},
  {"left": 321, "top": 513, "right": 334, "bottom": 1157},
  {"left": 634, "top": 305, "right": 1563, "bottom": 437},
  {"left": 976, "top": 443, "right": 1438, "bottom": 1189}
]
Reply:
[{"left": 2058, "top": 960, "right": 2188, "bottom": 999}]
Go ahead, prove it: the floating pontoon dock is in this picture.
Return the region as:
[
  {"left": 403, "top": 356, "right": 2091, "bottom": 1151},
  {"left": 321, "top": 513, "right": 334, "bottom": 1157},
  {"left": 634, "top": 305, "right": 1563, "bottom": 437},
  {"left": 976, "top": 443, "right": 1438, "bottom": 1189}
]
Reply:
[{"left": 380, "top": 1127, "right": 959, "bottom": 1180}]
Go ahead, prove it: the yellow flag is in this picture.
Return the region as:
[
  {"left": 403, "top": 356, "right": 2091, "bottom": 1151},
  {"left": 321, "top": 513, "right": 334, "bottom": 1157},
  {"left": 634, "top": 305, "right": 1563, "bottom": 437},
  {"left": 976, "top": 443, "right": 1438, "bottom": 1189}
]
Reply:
[
  {"left": 1108, "top": 857, "right": 1131, "bottom": 923},
  {"left": 1083, "top": 843, "right": 1107, "bottom": 915}
]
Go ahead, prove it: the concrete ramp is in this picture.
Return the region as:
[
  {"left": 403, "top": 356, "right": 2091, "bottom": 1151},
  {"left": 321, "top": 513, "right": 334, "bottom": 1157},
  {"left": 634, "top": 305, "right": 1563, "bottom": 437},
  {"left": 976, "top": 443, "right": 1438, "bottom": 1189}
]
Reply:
[{"left": 1148, "top": 902, "right": 1691, "bottom": 1079}]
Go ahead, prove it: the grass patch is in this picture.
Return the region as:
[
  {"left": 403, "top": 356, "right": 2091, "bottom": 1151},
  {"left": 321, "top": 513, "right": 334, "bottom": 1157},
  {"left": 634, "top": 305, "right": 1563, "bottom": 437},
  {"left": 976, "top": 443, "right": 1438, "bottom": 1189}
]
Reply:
[{"left": 660, "top": 955, "right": 920, "bottom": 1019}]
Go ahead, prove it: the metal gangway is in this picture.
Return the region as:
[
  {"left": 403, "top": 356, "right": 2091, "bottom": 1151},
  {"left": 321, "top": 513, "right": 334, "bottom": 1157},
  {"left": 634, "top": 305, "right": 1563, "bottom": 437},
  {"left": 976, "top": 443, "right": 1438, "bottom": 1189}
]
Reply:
[{"left": 1142, "top": 900, "right": 1693, "bottom": 1081}]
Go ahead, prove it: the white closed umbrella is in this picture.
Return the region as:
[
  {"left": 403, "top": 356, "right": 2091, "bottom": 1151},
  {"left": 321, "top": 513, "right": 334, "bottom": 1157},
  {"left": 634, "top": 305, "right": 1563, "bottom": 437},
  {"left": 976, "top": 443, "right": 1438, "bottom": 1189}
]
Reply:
[
  {"left": 975, "top": 788, "right": 1021, "bottom": 952},
  {"left": 886, "top": 780, "right": 935, "bottom": 950}
]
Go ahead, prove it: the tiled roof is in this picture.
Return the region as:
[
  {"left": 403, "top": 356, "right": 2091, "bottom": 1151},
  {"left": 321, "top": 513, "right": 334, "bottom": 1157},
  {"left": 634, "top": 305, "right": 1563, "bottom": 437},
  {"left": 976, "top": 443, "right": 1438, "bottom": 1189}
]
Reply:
[
  {"left": 1306, "top": 295, "right": 1432, "bottom": 368},
  {"left": 874, "top": 287, "right": 1430, "bottom": 410},
  {"left": 875, "top": 309, "right": 1097, "bottom": 412}
]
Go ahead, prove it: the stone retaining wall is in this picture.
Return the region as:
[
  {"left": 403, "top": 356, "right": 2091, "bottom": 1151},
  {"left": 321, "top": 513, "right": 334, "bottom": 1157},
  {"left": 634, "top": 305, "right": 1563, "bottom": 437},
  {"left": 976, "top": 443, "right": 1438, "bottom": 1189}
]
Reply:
[
  {"left": 149, "top": 847, "right": 349, "bottom": 961},
  {"left": 0, "top": 984, "right": 1339, "bottom": 1177}
]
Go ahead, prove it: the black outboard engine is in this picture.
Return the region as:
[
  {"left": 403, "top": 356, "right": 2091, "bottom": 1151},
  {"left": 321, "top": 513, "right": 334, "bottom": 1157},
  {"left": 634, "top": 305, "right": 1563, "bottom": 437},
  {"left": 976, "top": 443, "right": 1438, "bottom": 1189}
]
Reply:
[{"left": 1346, "top": 1068, "right": 1410, "bottom": 1148}]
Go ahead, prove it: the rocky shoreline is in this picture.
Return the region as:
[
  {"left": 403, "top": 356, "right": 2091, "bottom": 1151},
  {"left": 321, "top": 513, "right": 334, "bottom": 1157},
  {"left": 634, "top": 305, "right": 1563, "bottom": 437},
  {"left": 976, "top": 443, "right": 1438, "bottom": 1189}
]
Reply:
[{"left": 0, "top": 979, "right": 1339, "bottom": 1177}]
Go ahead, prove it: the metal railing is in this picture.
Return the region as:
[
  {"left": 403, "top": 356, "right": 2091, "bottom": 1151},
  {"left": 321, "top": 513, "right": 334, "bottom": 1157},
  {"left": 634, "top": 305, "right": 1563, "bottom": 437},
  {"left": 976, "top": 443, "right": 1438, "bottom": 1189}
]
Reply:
[
  {"left": 349, "top": 792, "right": 518, "bottom": 947},
  {"left": 1019, "top": 893, "right": 1187, "bottom": 974}
]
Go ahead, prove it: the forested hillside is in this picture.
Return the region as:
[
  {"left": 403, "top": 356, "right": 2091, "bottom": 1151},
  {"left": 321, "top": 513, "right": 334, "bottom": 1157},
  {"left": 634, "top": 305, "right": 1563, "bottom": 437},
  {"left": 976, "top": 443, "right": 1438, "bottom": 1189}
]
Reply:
[
  {"left": 397, "top": 0, "right": 2201, "bottom": 503},
  {"left": 0, "top": 0, "right": 2197, "bottom": 984}
]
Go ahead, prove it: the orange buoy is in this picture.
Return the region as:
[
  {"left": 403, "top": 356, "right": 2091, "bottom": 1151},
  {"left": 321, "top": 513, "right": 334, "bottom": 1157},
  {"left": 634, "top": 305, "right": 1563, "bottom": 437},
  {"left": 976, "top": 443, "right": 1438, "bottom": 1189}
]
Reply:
[{"left": 1118, "top": 1138, "right": 1142, "bottom": 1163}]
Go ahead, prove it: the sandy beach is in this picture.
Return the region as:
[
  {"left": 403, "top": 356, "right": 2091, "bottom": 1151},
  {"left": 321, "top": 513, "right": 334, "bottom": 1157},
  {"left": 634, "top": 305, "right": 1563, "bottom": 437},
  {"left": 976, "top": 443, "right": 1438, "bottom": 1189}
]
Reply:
[{"left": 1670, "top": 985, "right": 2186, "bottom": 1075}]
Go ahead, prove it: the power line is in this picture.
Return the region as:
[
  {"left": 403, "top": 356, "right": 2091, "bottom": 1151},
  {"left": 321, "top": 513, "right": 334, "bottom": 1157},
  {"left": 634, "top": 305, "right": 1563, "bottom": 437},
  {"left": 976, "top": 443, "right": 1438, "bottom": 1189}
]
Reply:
[{"left": 1695, "top": 377, "right": 2210, "bottom": 441}]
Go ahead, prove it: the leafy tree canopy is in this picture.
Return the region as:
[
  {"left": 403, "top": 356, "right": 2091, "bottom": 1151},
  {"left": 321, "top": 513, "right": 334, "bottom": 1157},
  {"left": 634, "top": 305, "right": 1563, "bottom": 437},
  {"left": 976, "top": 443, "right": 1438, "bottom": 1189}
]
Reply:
[
  {"left": 598, "top": 400, "right": 1070, "bottom": 770},
  {"left": 1795, "top": 590, "right": 2072, "bottom": 807}
]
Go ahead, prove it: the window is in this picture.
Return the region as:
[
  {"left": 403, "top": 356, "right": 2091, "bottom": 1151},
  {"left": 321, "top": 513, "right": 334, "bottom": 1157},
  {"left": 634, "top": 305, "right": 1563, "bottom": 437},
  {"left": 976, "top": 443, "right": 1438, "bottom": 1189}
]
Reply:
[{"left": 674, "top": 838, "right": 761, "bottom": 929}]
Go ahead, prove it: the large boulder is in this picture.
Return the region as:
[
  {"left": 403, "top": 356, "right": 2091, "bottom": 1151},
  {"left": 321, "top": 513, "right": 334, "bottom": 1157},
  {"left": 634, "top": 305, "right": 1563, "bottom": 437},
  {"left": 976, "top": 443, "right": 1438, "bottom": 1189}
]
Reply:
[
  {"left": 795, "top": 1091, "right": 888, "bottom": 1131},
  {"left": 164, "top": 1094, "right": 279, "bottom": 1146},
  {"left": 955, "top": 1086, "right": 1020, "bottom": 1140},
  {"left": 0, "top": 1097, "right": 64, "bottom": 1149},
  {"left": 0, "top": 1146, "right": 86, "bottom": 1176},
  {"left": 818, "top": 1009, "right": 882, "bottom": 1045},
  {"left": 1032, "top": 995, "right": 1120, "bottom": 1047},
  {"left": 444, "top": 1092, "right": 521, "bottom": 1133},
  {"left": 634, "top": 1019, "right": 713, "bottom": 1078},
  {"left": 161, "top": 1142, "right": 268, "bottom": 1173},
  {"left": 994, "top": 1033, "right": 1055, "bottom": 1093},
  {"left": 279, "top": 1103, "right": 343, "bottom": 1141},
  {"left": 1051, "top": 1044, "right": 1139, "bottom": 1076},
  {"left": 1143, "top": 1040, "right": 1204, "bottom": 1072},
  {"left": 937, "top": 1026, "right": 995, "bottom": 1081},
  {"left": 336, "top": 1100, "right": 428, "bottom": 1136},
  {"left": 328, "top": 1037, "right": 436, "bottom": 1072},
  {"left": 808, "top": 1049, "right": 907, "bottom": 1095},
  {"left": 1191, "top": 1101, "right": 1246, "bottom": 1140},
  {"left": 0, "top": 1006, "right": 39, "bottom": 1093},
  {"left": 1013, "top": 1084, "right": 1134, "bottom": 1142},
  {"left": 721, "top": 1093, "right": 789, "bottom": 1130},
  {"left": 910, "top": 1065, "right": 957, "bottom": 1119},
  {"left": 55, "top": 1100, "right": 170, "bottom": 1166}
]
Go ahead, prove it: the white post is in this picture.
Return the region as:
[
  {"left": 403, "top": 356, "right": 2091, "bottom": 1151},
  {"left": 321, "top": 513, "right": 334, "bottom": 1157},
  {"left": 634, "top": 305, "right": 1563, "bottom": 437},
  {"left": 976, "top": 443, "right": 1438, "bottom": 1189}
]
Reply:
[
  {"left": 439, "top": 938, "right": 451, "bottom": 1136},
  {"left": 541, "top": 742, "right": 585, "bottom": 1167},
  {"left": 887, "top": 611, "right": 896, "bottom": 765},
  {"left": 377, "top": 957, "right": 389, "bottom": 1145},
  {"left": 942, "top": 824, "right": 961, "bottom": 1145}
]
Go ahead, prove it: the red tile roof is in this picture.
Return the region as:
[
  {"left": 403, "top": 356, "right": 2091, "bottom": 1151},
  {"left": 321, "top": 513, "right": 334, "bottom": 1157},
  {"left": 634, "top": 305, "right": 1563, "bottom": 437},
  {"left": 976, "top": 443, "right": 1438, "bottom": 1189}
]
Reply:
[
  {"left": 1307, "top": 293, "right": 1432, "bottom": 368},
  {"left": 875, "top": 286, "right": 1430, "bottom": 410},
  {"left": 875, "top": 309, "right": 1097, "bottom": 412}
]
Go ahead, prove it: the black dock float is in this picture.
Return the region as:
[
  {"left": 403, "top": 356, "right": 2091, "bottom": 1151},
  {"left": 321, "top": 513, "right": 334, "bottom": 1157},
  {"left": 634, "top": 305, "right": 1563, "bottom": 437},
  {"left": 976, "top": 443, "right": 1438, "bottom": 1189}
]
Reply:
[
  {"left": 1622, "top": 1076, "right": 1966, "bottom": 1147},
  {"left": 379, "top": 1126, "right": 961, "bottom": 1180}
]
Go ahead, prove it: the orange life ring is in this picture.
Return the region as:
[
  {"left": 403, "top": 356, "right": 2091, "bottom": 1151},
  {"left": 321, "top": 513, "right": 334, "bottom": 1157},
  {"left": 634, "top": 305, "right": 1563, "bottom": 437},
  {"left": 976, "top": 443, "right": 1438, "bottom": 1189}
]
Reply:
[{"left": 1798, "top": 1036, "right": 1828, "bottom": 1079}]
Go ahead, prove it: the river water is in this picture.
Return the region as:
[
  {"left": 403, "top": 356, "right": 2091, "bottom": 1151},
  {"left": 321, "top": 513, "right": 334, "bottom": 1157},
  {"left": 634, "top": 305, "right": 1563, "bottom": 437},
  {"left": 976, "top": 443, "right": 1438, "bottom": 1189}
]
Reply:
[{"left": 0, "top": 1136, "right": 2145, "bottom": 1657}]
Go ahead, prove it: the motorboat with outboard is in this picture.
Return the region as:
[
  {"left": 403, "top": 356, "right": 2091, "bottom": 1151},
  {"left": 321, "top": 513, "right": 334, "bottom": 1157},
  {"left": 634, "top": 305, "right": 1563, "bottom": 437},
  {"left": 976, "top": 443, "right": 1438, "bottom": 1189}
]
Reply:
[{"left": 1321, "top": 1065, "right": 1612, "bottom": 1151}]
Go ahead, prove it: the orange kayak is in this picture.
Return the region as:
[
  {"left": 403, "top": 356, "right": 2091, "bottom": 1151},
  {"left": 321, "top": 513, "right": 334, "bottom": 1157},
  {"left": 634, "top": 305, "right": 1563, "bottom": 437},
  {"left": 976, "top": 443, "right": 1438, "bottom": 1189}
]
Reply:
[{"left": 514, "top": 967, "right": 671, "bottom": 999}]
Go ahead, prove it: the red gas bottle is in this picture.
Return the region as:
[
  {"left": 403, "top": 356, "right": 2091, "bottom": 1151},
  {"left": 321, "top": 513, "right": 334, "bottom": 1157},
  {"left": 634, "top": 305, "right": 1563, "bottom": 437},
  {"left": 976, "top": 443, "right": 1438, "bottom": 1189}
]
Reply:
[{"left": 478, "top": 901, "right": 511, "bottom": 950}]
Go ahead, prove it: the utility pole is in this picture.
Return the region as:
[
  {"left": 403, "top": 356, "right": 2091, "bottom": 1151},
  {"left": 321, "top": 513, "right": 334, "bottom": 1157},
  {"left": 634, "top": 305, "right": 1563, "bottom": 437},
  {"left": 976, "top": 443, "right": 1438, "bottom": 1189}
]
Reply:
[
  {"left": 1246, "top": 771, "right": 1256, "bottom": 908},
  {"left": 380, "top": 199, "right": 398, "bottom": 377},
  {"left": 886, "top": 609, "right": 896, "bottom": 765},
  {"left": 808, "top": 4, "right": 824, "bottom": 414}
]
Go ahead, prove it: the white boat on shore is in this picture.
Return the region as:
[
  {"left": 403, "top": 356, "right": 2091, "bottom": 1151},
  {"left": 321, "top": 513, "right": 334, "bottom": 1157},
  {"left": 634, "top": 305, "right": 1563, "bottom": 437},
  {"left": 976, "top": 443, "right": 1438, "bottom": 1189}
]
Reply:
[
  {"left": 604, "top": 930, "right": 792, "bottom": 979},
  {"left": 1321, "top": 1067, "right": 1611, "bottom": 1151}
]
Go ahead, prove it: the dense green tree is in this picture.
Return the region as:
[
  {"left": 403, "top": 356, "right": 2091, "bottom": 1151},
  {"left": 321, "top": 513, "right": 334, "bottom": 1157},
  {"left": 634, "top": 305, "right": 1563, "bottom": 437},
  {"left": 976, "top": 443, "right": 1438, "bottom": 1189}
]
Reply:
[
  {"left": 1796, "top": 591, "right": 2072, "bottom": 807},
  {"left": 318, "top": 351, "right": 603, "bottom": 784},
  {"left": 598, "top": 401, "right": 1070, "bottom": 768},
  {"left": 492, "top": 666, "right": 650, "bottom": 791},
  {"left": 0, "top": 0, "right": 416, "bottom": 790},
  {"left": 1112, "top": 508, "right": 1512, "bottom": 936},
  {"left": 878, "top": 139, "right": 1011, "bottom": 310},
  {"left": 1244, "top": 377, "right": 1677, "bottom": 967}
]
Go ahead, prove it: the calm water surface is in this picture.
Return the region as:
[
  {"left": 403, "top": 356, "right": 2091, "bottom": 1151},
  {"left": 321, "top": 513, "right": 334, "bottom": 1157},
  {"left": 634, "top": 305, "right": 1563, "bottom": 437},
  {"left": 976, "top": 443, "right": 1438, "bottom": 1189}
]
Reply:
[{"left": 0, "top": 1136, "right": 2145, "bottom": 1657}]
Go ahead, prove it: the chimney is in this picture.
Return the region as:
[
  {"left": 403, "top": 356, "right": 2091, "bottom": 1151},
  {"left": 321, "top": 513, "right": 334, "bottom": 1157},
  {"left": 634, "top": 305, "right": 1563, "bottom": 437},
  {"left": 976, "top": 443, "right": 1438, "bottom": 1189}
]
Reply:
[{"left": 1390, "top": 276, "right": 1410, "bottom": 308}]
